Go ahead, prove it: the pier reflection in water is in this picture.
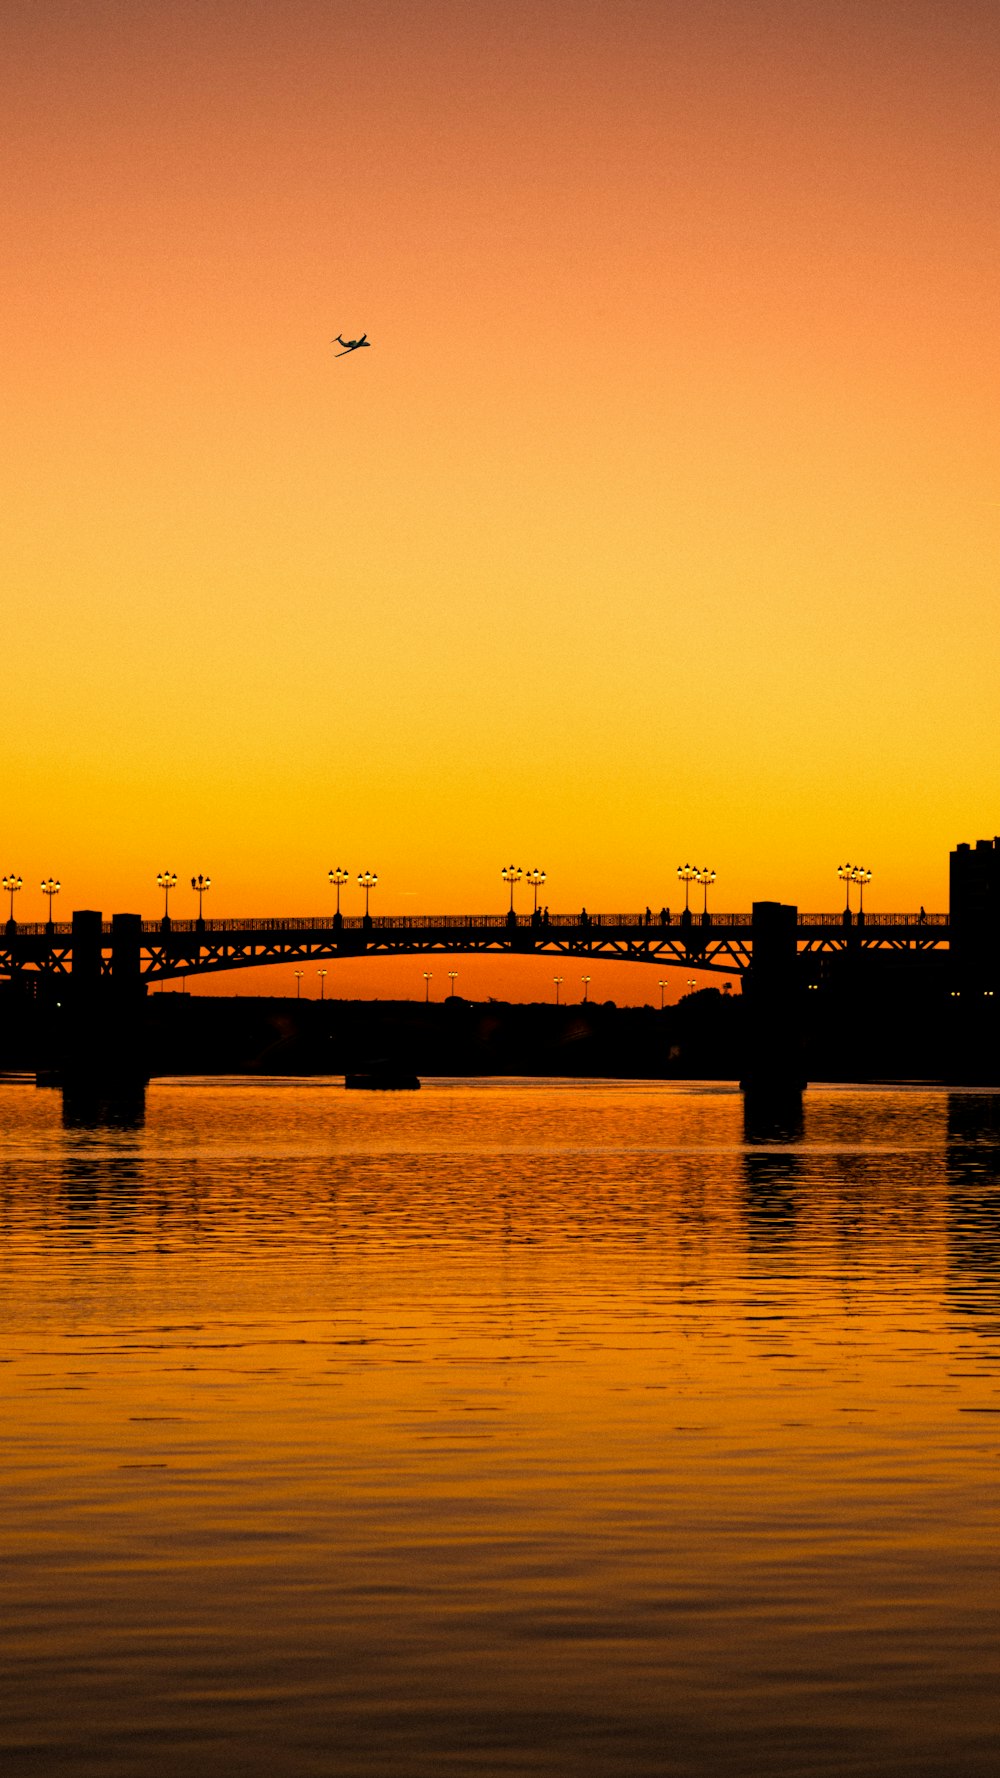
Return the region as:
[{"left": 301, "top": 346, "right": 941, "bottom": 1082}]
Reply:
[{"left": 0, "top": 1079, "right": 998, "bottom": 1778}]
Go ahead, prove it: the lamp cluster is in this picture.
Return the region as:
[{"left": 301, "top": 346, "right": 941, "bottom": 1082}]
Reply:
[
  {"left": 837, "top": 863, "right": 873, "bottom": 913},
  {"left": 499, "top": 866, "right": 548, "bottom": 915},
  {"left": 677, "top": 864, "right": 716, "bottom": 916},
  {"left": 2, "top": 875, "right": 60, "bottom": 926},
  {"left": 156, "top": 871, "right": 212, "bottom": 924}
]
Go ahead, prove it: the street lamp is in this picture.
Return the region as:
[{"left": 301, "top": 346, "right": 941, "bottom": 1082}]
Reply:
[
  {"left": 677, "top": 863, "right": 698, "bottom": 913},
  {"left": 357, "top": 870, "right": 378, "bottom": 918},
  {"left": 553, "top": 976, "right": 563, "bottom": 1005},
  {"left": 423, "top": 971, "right": 432, "bottom": 1003},
  {"left": 294, "top": 970, "right": 304, "bottom": 999},
  {"left": 157, "top": 870, "right": 178, "bottom": 925},
  {"left": 852, "top": 865, "right": 872, "bottom": 917},
  {"left": 41, "top": 876, "right": 61, "bottom": 928},
  {"left": 837, "top": 863, "right": 854, "bottom": 915},
  {"left": 328, "top": 866, "right": 349, "bottom": 917},
  {"left": 581, "top": 974, "right": 591, "bottom": 1003},
  {"left": 447, "top": 970, "right": 458, "bottom": 997},
  {"left": 658, "top": 979, "right": 667, "bottom": 1010},
  {"left": 502, "top": 864, "right": 522, "bottom": 914},
  {"left": 687, "top": 977, "right": 697, "bottom": 994},
  {"left": 697, "top": 867, "right": 716, "bottom": 919},
  {"left": 191, "top": 874, "right": 211, "bottom": 925},
  {"left": 317, "top": 968, "right": 328, "bottom": 1001},
  {"left": 526, "top": 867, "right": 546, "bottom": 913},
  {"left": 3, "top": 873, "right": 22, "bottom": 926}
]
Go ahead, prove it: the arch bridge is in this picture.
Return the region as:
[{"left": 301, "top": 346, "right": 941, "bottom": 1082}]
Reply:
[{"left": 1, "top": 907, "right": 950, "bottom": 987}]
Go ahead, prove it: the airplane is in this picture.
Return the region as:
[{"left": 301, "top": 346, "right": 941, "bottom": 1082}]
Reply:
[{"left": 332, "top": 332, "right": 371, "bottom": 357}]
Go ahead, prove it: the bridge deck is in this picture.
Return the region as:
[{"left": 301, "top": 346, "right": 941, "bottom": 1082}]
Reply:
[{"left": 0, "top": 912, "right": 951, "bottom": 983}]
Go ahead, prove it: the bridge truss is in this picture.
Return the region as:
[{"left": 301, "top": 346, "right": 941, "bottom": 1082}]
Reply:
[{"left": 0, "top": 912, "right": 951, "bottom": 986}]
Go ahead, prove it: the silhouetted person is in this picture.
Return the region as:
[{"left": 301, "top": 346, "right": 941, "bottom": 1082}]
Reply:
[
  {"left": 661, "top": 907, "right": 670, "bottom": 925},
  {"left": 645, "top": 906, "right": 651, "bottom": 925},
  {"left": 919, "top": 906, "right": 927, "bottom": 924},
  {"left": 581, "top": 907, "right": 589, "bottom": 927}
]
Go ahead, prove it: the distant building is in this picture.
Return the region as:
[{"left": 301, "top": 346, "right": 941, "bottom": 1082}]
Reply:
[{"left": 950, "top": 837, "right": 1000, "bottom": 980}]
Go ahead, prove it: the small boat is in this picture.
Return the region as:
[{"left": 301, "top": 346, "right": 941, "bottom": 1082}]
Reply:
[{"left": 345, "top": 1066, "right": 420, "bottom": 1091}]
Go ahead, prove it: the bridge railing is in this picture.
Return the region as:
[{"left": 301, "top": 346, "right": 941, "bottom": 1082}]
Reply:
[
  {"left": 136, "top": 910, "right": 948, "bottom": 934},
  {"left": 1, "top": 922, "right": 77, "bottom": 937},
  {"left": 134, "top": 912, "right": 760, "bottom": 934},
  {"left": 798, "top": 913, "right": 948, "bottom": 927},
  {"left": 3, "top": 911, "right": 950, "bottom": 940}
]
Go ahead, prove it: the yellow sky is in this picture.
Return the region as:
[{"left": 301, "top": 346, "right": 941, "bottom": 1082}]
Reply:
[{"left": 3, "top": 2, "right": 998, "bottom": 1000}]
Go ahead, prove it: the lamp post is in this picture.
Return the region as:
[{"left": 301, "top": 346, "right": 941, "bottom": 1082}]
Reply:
[
  {"left": 357, "top": 870, "right": 378, "bottom": 919},
  {"left": 658, "top": 979, "right": 667, "bottom": 1010},
  {"left": 852, "top": 865, "right": 872, "bottom": 920},
  {"left": 328, "top": 866, "right": 349, "bottom": 919},
  {"left": 191, "top": 874, "right": 211, "bottom": 926},
  {"left": 423, "top": 971, "right": 432, "bottom": 1003},
  {"left": 837, "top": 863, "right": 854, "bottom": 917},
  {"left": 3, "top": 873, "right": 22, "bottom": 927},
  {"left": 687, "top": 977, "right": 697, "bottom": 995},
  {"left": 501, "top": 864, "right": 522, "bottom": 915},
  {"left": 697, "top": 867, "right": 716, "bottom": 921},
  {"left": 294, "top": 970, "right": 303, "bottom": 999},
  {"left": 553, "top": 976, "right": 562, "bottom": 1005},
  {"left": 157, "top": 870, "right": 178, "bottom": 926},
  {"left": 317, "top": 969, "right": 327, "bottom": 1001},
  {"left": 581, "top": 975, "right": 591, "bottom": 1003},
  {"left": 41, "top": 876, "right": 61, "bottom": 929},
  {"left": 447, "top": 970, "right": 458, "bottom": 997},
  {"left": 526, "top": 867, "right": 546, "bottom": 913},
  {"left": 677, "top": 863, "right": 697, "bottom": 914}
]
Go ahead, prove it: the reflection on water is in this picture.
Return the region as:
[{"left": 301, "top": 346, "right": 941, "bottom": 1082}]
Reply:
[
  {"left": 742, "top": 1084, "right": 804, "bottom": 1145},
  {"left": 61, "top": 1083, "right": 147, "bottom": 1131},
  {"left": 1, "top": 1079, "right": 998, "bottom": 1778},
  {"left": 947, "top": 1094, "right": 1000, "bottom": 1334}
]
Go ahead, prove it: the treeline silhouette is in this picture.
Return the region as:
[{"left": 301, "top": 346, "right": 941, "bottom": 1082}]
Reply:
[
  {"left": 1, "top": 954, "right": 997, "bottom": 1082},
  {"left": 137, "top": 991, "right": 744, "bottom": 1080}
]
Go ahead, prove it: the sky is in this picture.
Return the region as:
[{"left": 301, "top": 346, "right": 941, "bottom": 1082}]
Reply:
[{"left": 3, "top": 0, "right": 998, "bottom": 1002}]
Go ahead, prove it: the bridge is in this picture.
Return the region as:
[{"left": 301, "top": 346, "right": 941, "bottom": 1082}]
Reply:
[
  {"left": 0, "top": 908, "right": 951, "bottom": 984},
  {"left": 4, "top": 832, "right": 997, "bottom": 1095}
]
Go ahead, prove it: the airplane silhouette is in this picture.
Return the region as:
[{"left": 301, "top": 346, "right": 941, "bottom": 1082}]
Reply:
[{"left": 333, "top": 333, "right": 371, "bottom": 357}]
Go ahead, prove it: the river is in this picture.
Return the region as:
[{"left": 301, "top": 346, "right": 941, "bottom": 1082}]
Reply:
[{"left": 1, "top": 1078, "right": 998, "bottom": 1776}]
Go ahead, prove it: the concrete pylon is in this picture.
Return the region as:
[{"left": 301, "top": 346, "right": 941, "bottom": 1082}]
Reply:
[
  {"left": 740, "top": 901, "right": 805, "bottom": 1098},
  {"left": 47, "top": 911, "right": 148, "bottom": 1092}
]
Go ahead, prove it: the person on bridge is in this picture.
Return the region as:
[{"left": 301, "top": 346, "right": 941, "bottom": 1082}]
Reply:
[{"left": 661, "top": 907, "right": 670, "bottom": 926}]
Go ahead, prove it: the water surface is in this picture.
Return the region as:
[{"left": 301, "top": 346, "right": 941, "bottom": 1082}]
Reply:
[{"left": 2, "top": 1079, "right": 998, "bottom": 1776}]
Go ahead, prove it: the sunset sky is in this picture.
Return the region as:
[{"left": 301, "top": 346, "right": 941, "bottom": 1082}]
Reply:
[{"left": 4, "top": 0, "right": 998, "bottom": 1001}]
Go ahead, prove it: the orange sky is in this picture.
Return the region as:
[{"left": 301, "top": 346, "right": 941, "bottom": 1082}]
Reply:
[{"left": 3, "top": 1, "right": 998, "bottom": 1003}]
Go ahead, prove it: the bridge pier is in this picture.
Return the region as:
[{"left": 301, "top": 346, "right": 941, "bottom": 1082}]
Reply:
[
  {"left": 740, "top": 901, "right": 805, "bottom": 1108},
  {"left": 39, "top": 911, "right": 148, "bottom": 1095}
]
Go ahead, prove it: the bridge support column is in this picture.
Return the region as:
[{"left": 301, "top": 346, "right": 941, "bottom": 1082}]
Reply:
[
  {"left": 740, "top": 901, "right": 805, "bottom": 1115},
  {"left": 111, "top": 912, "right": 148, "bottom": 1071},
  {"left": 49, "top": 912, "right": 148, "bottom": 1105},
  {"left": 38, "top": 909, "right": 103, "bottom": 1087}
]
